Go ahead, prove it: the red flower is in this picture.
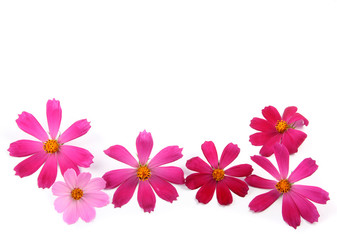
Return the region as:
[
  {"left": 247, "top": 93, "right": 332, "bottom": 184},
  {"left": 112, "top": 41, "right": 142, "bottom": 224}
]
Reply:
[
  {"left": 249, "top": 106, "right": 309, "bottom": 157},
  {"left": 245, "top": 144, "right": 329, "bottom": 229},
  {"left": 185, "top": 141, "right": 253, "bottom": 205}
]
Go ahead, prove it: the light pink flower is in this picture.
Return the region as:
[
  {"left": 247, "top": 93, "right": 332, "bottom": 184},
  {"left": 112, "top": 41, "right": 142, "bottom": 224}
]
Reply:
[
  {"left": 102, "top": 130, "right": 184, "bottom": 213},
  {"left": 249, "top": 106, "right": 308, "bottom": 157},
  {"left": 8, "top": 99, "right": 93, "bottom": 188},
  {"left": 52, "top": 168, "right": 109, "bottom": 224},
  {"left": 245, "top": 143, "right": 329, "bottom": 229}
]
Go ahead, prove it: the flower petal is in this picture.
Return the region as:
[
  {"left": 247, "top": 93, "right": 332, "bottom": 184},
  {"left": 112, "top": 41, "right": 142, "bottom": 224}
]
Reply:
[
  {"left": 259, "top": 133, "right": 282, "bottom": 157},
  {"left": 274, "top": 143, "right": 289, "bottom": 179},
  {"left": 137, "top": 180, "right": 156, "bottom": 213},
  {"left": 46, "top": 99, "right": 62, "bottom": 139},
  {"left": 149, "top": 175, "right": 179, "bottom": 203},
  {"left": 288, "top": 113, "right": 309, "bottom": 128},
  {"left": 219, "top": 143, "right": 240, "bottom": 169},
  {"left": 57, "top": 151, "right": 80, "bottom": 176},
  {"left": 52, "top": 181, "right": 71, "bottom": 196},
  {"left": 282, "top": 106, "right": 298, "bottom": 122},
  {"left": 63, "top": 201, "right": 79, "bottom": 224},
  {"left": 185, "top": 156, "right": 212, "bottom": 173},
  {"left": 83, "top": 191, "right": 109, "bottom": 207},
  {"left": 54, "top": 196, "right": 72, "bottom": 213},
  {"left": 291, "top": 185, "right": 330, "bottom": 204},
  {"left": 112, "top": 176, "right": 138, "bottom": 208},
  {"left": 78, "top": 200, "right": 96, "bottom": 223},
  {"left": 223, "top": 176, "right": 249, "bottom": 197},
  {"left": 102, "top": 168, "right": 136, "bottom": 189},
  {"left": 151, "top": 166, "right": 184, "bottom": 184},
  {"left": 77, "top": 172, "right": 92, "bottom": 189},
  {"left": 136, "top": 130, "right": 153, "bottom": 165},
  {"left": 249, "top": 132, "right": 278, "bottom": 146},
  {"left": 64, "top": 168, "right": 78, "bottom": 189},
  {"left": 249, "top": 189, "right": 281, "bottom": 212},
  {"left": 8, "top": 140, "right": 43, "bottom": 157},
  {"left": 14, "top": 151, "right": 48, "bottom": 177},
  {"left": 58, "top": 119, "right": 91, "bottom": 143},
  {"left": 84, "top": 177, "right": 107, "bottom": 192},
  {"left": 16, "top": 111, "right": 49, "bottom": 142},
  {"left": 148, "top": 146, "right": 183, "bottom": 168},
  {"left": 250, "top": 117, "right": 275, "bottom": 132},
  {"left": 195, "top": 179, "right": 216, "bottom": 204},
  {"left": 225, "top": 164, "right": 253, "bottom": 177},
  {"left": 216, "top": 180, "right": 233, "bottom": 205},
  {"left": 104, "top": 145, "right": 139, "bottom": 168},
  {"left": 245, "top": 175, "right": 277, "bottom": 189},
  {"left": 290, "top": 191, "right": 319, "bottom": 224},
  {"left": 61, "top": 145, "right": 93, "bottom": 168},
  {"left": 262, "top": 106, "right": 281, "bottom": 125},
  {"left": 201, "top": 141, "right": 219, "bottom": 169},
  {"left": 288, "top": 158, "right": 318, "bottom": 183},
  {"left": 38, "top": 154, "right": 58, "bottom": 188},
  {"left": 281, "top": 129, "right": 307, "bottom": 155},
  {"left": 250, "top": 155, "right": 281, "bottom": 180},
  {"left": 185, "top": 173, "right": 213, "bottom": 190},
  {"left": 282, "top": 193, "right": 301, "bottom": 229}
]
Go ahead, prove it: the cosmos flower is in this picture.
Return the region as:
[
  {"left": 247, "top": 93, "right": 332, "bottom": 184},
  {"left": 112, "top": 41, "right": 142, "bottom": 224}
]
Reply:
[
  {"left": 185, "top": 141, "right": 253, "bottom": 205},
  {"left": 249, "top": 106, "right": 308, "bottom": 157},
  {"left": 245, "top": 143, "right": 329, "bottom": 229},
  {"left": 8, "top": 99, "right": 93, "bottom": 188},
  {"left": 52, "top": 168, "right": 109, "bottom": 224},
  {"left": 102, "top": 130, "right": 184, "bottom": 213}
]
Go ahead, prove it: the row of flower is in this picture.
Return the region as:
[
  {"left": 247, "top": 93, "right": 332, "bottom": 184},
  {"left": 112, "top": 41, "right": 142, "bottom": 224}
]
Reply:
[{"left": 8, "top": 99, "right": 329, "bottom": 228}]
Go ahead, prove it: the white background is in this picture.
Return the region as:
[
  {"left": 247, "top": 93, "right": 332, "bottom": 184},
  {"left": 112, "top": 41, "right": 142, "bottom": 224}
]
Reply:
[{"left": 0, "top": 1, "right": 336, "bottom": 239}]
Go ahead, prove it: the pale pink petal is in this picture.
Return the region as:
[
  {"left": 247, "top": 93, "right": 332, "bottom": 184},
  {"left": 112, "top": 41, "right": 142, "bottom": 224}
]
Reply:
[
  {"left": 250, "top": 117, "right": 275, "bottom": 132},
  {"left": 195, "top": 179, "right": 216, "bottom": 204},
  {"left": 288, "top": 158, "right": 318, "bottom": 183},
  {"left": 16, "top": 111, "right": 49, "bottom": 142},
  {"left": 112, "top": 176, "right": 139, "bottom": 208},
  {"left": 63, "top": 201, "right": 79, "bottom": 224},
  {"left": 282, "top": 193, "right": 301, "bottom": 229},
  {"left": 282, "top": 106, "right": 297, "bottom": 122},
  {"left": 77, "top": 172, "right": 92, "bottom": 189},
  {"left": 104, "top": 145, "right": 139, "bottom": 168},
  {"left": 64, "top": 168, "right": 78, "bottom": 189},
  {"left": 61, "top": 145, "right": 93, "bottom": 168},
  {"left": 136, "top": 130, "right": 153, "bottom": 165},
  {"left": 14, "top": 151, "right": 48, "bottom": 177},
  {"left": 57, "top": 152, "right": 80, "bottom": 176},
  {"left": 84, "top": 177, "right": 107, "bottom": 192},
  {"left": 52, "top": 181, "right": 71, "bottom": 196},
  {"left": 249, "top": 189, "right": 281, "bottom": 212},
  {"left": 46, "top": 99, "right": 62, "bottom": 139},
  {"left": 185, "top": 173, "right": 212, "bottom": 190},
  {"left": 216, "top": 180, "right": 233, "bottom": 205},
  {"left": 102, "top": 168, "right": 136, "bottom": 189},
  {"left": 54, "top": 196, "right": 72, "bottom": 213},
  {"left": 250, "top": 155, "right": 281, "bottom": 180},
  {"left": 291, "top": 185, "right": 330, "bottom": 204},
  {"left": 151, "top": 166, "right": 184, "bottom": 184},
  {"left": 219, "top": 143, "right": 240, "bottom": 169},
  {"left": 223, "top": 176, "right": 249, "bottom": 197},
  {"left": 262, "top": 106, "right": 282, "bottom": 124},
  {"left": 137, "top": 180, "right": 156, "bottom": 213},
  {"left": 8, "top": 140, "right": 43, "bottom": 157},
  {"left": 78, "top": 200, "right": 96, "bottom": 223},
  {"left": 281, "top": 129, "right": 307, "bottom": 155},
  {"left": 148, "top": 146, "right": 183, "bottom": 168},
  {"left": 274, "top": 143, "right": 289, "bottom": 179},
  {"left": 38, "top": 154, "right": 58, "bottom": 188},
  {"left": 288, "top": 113, "right": 309, "bottom": 128},
  {"left": 185, "top": 156, "right": 212, "bottom": 173},
  {"left": 224, "top": 164, "right": 253, "bottom": 177},
  {"left": 289, "top": 191, "right": 319, "bottom": 224},
  {"left": 259, "top": 134, "right": 282, "bottom": 157},
  {"left": 83, "top": 191, "right": 109, "bottom": 208},
  {"left": 245, "top": 175, "right": 277, "bottom": 189},
  {"left": 58, "top": 119, "right": 91, "bottom": 143},
  {"left": 201, "top": 141, "right": 219, "bottom": 169},
  {"left": 149, "top": 175, "right": 179, "bottom": 203}
]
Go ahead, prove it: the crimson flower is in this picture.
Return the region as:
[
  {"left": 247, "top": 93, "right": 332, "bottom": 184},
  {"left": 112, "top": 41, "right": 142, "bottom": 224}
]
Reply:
[
  {"left": 245, "top": 143, "right": 329, "bottom": 229},
  {"left": 249, "top": 106, "right": 308, "bottom": 157},
  {"left": 185, "top": 141, "right": 253, "bottom": 205}
]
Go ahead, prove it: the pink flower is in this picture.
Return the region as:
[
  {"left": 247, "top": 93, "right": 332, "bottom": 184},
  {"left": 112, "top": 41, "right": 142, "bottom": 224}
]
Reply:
[
  {"left": 245, "top": 143, "right": 329, "bottom": 229},
  {"left": 52, "top": 168, "right": 109, "bottom": 224},
  {"left": 185, "top": 141, "right": 253, "bottom": 205},
  {"left": 8, "top": 99, "right": 93, "bottom": 188},
  {"left": 102, "top": 130, "right": 184, "bottom": 213},
  {"left": 249, "top": 106, "right": 309, "bottom": 157}
]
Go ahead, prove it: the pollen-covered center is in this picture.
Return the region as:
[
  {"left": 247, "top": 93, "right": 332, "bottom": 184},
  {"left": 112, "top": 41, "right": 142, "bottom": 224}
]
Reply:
[
  {"left": 275, "top": 179, "right": 291, "bottom": 193},
  {"left": 212, "top": 168, "right": 225, "bottom": 182},
  {"left": 275, "top": 120, "right": 289, "bottom": 133},
  {"left": 137, "top": 165, "right": 151, "bottom": 181},
  {"left": 71, "top": 188, "right": 83, "bottom": 200},
  {"left": 43, "top": 139, "right": 59, "bottom": 153}
]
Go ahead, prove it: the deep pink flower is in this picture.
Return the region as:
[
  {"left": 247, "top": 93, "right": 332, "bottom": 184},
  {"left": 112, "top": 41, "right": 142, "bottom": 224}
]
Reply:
[
  {"left": 8, "top": 99, "right": 93, "bottom": 188},
  {"left": 249, "top": 106, "right": 309, "bottom": 157},
  {"left": 185, "top": 142, "right": 253, "bottom": 205},
  {"left": 102, "top": 130, "right": 184, "bottom": 213},
  {"left": 245, "top": 143, "right": 329, "bottom": 229},
  {"left": 52, "top": 168, "right": 109, "bottom": 224}
]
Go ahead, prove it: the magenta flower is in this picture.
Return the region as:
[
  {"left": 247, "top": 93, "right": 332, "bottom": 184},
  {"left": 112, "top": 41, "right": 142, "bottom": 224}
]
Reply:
[
  {"left": 102, "top": 130, "right": 184, "bottom": 213},
  {"left": 249, "top": 106, "right": 309, "bottom": 157},
  {"left": 185, "top": 142, "right": 253, "bottom": 205},
  {"left": 245, "top": 143, "right": 329, "bottom": 229},
  {"left": 52, "top": 168, "right": 109, "bottom": 224},
  {"left": 8, "top": 99, "right": 93, "bottom": 188}
]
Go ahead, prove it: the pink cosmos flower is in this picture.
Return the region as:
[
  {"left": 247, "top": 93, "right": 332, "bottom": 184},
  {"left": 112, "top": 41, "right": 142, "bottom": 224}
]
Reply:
[
  {"left": 185, "top": 142, "right": 253, "bottom": 205},
  {"left": 249, "top": 106, "right": 309, "bottom": 157},
  {"left": 52, "top": 168, "right": 109, "bottom": 224},
  {"left": 8, "top": 99, "right": 93, "bottom": 188},
  {"left": 102, "top": 130, "right": 184, "bottom": 213},
  {"left": 245, "top": 143, "right": 329, "bottom": 229}
]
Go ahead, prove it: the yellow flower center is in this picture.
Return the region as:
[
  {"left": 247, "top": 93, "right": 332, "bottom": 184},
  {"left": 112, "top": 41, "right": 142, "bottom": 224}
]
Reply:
[
  {"left": 275, "top": 120, "right": 289, "bottom": 133},
  {"left": 71, "top": 188, "right": 84, "bottom": 200},
  {"left": 137, "top": 165, "right": 151, "bottom": 181},
  {"left": 212, "top": 168, "right": 225, "bottom": 182},
  {"left": 275, "top": 179, "right": 291, "bottom": 193},
  {"left": 43, "top": 139, "right": 59, "bottom": 153}
]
